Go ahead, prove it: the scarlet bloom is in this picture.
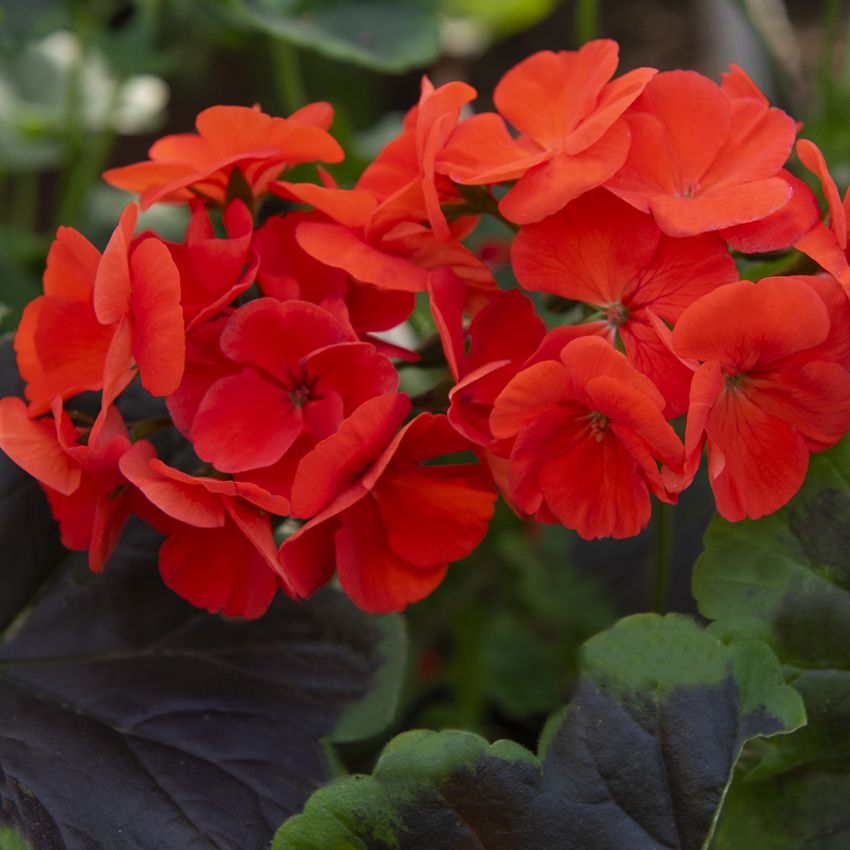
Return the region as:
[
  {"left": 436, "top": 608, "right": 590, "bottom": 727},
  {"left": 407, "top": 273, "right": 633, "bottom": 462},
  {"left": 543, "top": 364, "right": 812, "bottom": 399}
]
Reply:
[
  {"left": 428, "top": 268, "right": 545, "bottom": 447},
  {"left": 438, "top": 39, "right": 656, "bottom": 224},
  {"left": 511, "top": 189, "right": 738, "bottom": 416},
  {"left": 0, "top": 399, "right": 135, "bottom": 571},
  {"left": 165, "top": 199, "right": 259, "bottom": 332},
  {"left": 794, "top": 139, "right": 850, "bottom": 292},
  {"left": 120, "top": 442, "right": 292, "bottom": 619},
  {"left": 279, "top": 394, "right": 497, "bottom": 613},
  {"left": 672, "top": 276, "right": 850, "bottom": 521},
  {"left": 103, "top": 103, "right": 343, "bottom": 209},
  {"left": 253, "top": 211, "right": 416, "bottom": 357},
  {"left": 490, "top": 336, "right": 683, "bottom": 539},
  {"left": 16, "top": 204, "right": 184, "bottom": 421},
  {"left": 190, "top": 299, "right": 398, "bottom": 474},
  {"left": 606, "top": 69, "right": 798, "bottom": 236}
]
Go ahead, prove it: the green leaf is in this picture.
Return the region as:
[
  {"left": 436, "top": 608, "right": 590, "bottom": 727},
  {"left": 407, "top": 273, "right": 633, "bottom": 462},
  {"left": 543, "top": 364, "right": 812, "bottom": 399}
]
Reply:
[
  {"left": 695, "top": 436, "right": 850, "bottom": 846},
  {"left": 274, "top": 614, "right": 803, "bottom": 849},
  {"left": 233, "top": 0, "right": 441, "bottom": 73},
  {"left": 441, "top": 0, "right": 558, "bottom": 38},
  {"left": 0, "top": 826, "right": 29, "bottom": 850}
]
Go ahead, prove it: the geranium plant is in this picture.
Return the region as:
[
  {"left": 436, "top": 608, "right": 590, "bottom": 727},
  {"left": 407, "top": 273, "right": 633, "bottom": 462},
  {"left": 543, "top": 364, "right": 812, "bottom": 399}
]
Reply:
[{"left": 2, "top": 36, "right": 849, "bottom": 849}]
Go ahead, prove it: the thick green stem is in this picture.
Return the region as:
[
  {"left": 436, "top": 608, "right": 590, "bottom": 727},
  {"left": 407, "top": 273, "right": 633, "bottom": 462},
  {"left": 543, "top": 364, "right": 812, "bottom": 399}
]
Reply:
[
  {"left": 650, "top": 500, "right": 673, "bottom": 613},
  {"left": 575, "top": 0, "right": 600, "bottom": 46}
]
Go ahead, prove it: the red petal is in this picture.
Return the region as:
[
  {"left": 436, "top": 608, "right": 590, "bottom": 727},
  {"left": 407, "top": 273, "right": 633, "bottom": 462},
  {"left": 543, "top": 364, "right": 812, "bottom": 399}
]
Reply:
[
  {"left": 438, "top": 113, "right": 550, "bottom": 185},
  {"left": 511, "top": 189, "right": 661, "bottom": 305},
  {"left": 296, "top": 222, "right": 429, "bottom": 292},
  {"left": 220, "top": 298, "right": 350, "bottom": 381},
  {"left": 43, "top": 226, "right": 101, "bottom": 300},
  {"left": 0, "top": 397, "right": 81, "bottom": 495},
  {"left": 649, "top": 177, "right": 791, "bottom": 236},
  {"left": 291, "top": 393, "right": 410, "bottom": 518},
  {"left": 499, "top": 122, "right": 631, "bottom": 224},
  {"left": 705, "top": 387, "right": 810, "bottom": 521},
  {"left": 159, "top": 519, "right": 278, "bottom": 618},
  {"left": 673, "top": 278, "right": 830, "bottom": 371},
  {"left": 192, "top": 369, "right": 303, "bottom": 473},
  {"left": 93, "top": 204, "right": 137, "bottom": 325},
  {"left": 376, "top": 465, "right": 495, "bottom": 567},
  {"left": 129, "top": 237, "right": 185, "bottom": 396},
  {"left": 335, "top": 498, "right": 447, "bottom": 612},
  {"left": 119, "top": 442, "right": 225, "bottom": 528},
  {"left": 495, "top": 42, "right": 620, "bottom": 148}
]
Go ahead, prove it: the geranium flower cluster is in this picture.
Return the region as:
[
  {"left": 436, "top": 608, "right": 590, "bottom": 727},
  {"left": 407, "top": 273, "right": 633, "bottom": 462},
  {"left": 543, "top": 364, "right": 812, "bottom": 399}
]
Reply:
[{"left": 3, "top": 39, "right": 850, "bottom": 618}]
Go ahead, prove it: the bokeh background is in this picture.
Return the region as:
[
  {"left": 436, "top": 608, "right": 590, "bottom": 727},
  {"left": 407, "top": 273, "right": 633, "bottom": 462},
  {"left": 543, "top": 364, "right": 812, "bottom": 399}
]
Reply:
[{"left": 0, "top": 0, "right": 844, "bottom": 763}]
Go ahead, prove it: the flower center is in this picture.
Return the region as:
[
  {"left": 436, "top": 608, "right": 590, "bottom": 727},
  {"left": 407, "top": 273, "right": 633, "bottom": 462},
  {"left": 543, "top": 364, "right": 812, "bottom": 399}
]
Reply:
[
  {"left": 587, "top": 411, "right": 610, "bottom": 442},
  {"left": 605, "top": 303, "right": 630, "bottom": 327}
]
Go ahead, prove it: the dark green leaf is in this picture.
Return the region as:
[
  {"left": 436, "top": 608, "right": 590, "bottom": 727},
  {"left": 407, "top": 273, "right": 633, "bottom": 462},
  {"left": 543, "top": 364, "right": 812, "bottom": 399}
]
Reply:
[
  {"left": 234, "top": 0, "right": 441, "bottom": 73},
  {"left": 274, "top": 614, "right": 803, "bottom": 849},
  {"left": 695, "top": 436, "right": 850, "bottom": 846}
]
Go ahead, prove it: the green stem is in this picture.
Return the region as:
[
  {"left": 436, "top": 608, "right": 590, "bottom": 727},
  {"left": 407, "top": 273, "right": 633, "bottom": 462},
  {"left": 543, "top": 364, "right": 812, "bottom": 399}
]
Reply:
[
  {"left": 817, "top": 0, "right": 843, "bottom": 110},
  {"left": 650, "top": 500, "right": 673, "bottom": 613},
  {"left": 575, "top": 0, "right": 600, "bottom": 46},
  {"left": 269, "top": 38, "right": 306, "bottom": 114}
]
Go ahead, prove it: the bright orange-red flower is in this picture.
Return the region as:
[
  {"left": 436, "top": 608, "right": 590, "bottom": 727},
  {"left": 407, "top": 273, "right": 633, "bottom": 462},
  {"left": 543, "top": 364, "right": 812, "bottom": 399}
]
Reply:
[
  {"left": 120, "top": 442, "right": 292, "bottom": 618},
  {"left": 672, "top": 276, "right": 850, "bottom": 520},
  {"left": 606, "top": 70, "right": 797, "bottom": 236},
  {"left": 490, "top": 336, "right": 683, "bottom": 539},
  {"left": 279, "top": 394, "right": 496, "bottom": 613},
  {"left": 0, "top": 398, "right": 135, "bottom": 571},
  {"left": 511, "top": 189, "right": 738, "bottom": 415},
  {"left": 16, "top": 204, "right": 184, "bottom": 424},
  {"left": 103, "top": 103, "right": 343, "bottom": 209},
  {"left": 438, "top": 39, "right": 656, "bottom": 224}
]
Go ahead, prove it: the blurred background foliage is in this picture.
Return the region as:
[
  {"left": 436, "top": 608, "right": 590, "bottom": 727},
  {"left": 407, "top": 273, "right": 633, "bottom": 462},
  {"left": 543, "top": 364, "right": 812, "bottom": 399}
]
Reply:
[{"left": 0, "top": 0, "right": 846, "bottom": 760}]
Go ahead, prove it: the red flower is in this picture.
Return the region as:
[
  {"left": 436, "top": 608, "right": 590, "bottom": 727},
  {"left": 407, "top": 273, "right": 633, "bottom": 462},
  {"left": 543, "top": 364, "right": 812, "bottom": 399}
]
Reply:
[
  {"left": 120, "top": 442, "right": 292, "bottom": 618},
  {"left": 16, "top": 204, "right": 184, "bottom": 423},
  {"left": 0, "top": 398, "right": 135, "bottom": 571},
  {"left": 794, "top": 139, "right": 850, "bottom": 292},
  {"left": 606, "top": 70, "right": 797, "bottom": 236},
  {"left": 428, "top": 268, "right": 545, "bottom": 446},
  {"left": 165, "top": 199, "right": 258, "bottom": 332},
  {"left": 103, "top": 103, "right": 343, "bottom": 209},
  {"left": 490, "top": 336, "right": 683, "bottom": 539},
  {"left": 438, "top": 40, "right": 656, "bottom": 224},
  {"left": 672, "top": 276, "right": 850, "bottom": 520},
  {"left": 253, "top": 211, "right": 416, "bottom": 356},
  {"left": 279, "top": 394, "right": 496, "bottom": 612},
  {"left": 190, "top": 299, "right": 397, "bottom": 473},
  {"left": 511, "top": 189, "right": 738, "bottom": 415}
]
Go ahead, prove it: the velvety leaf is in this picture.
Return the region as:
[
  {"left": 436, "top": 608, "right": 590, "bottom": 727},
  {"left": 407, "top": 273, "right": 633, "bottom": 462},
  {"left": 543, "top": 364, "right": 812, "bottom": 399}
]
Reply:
[
  {"left": 273, "top": 614, "right": 803, "bottom": 850},
  {"left": 0, "top": 521, "right": 403, "bottom": 850},
  {"left": 235, "top": 0, "right": 441, "bottom": 73},
  {"left": 695, "top": 436, "right": 850, "bottom": 846},
  {"left": 710, "top": 769, "right": 850, "bottom": 850}
]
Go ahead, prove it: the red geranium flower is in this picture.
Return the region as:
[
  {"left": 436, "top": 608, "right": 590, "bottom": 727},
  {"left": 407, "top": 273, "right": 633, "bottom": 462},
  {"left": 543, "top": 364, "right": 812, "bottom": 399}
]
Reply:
[
  {"left": 672, "top": 276, "right": 850, "bottom": 520},
  {"left": 16, "top": 204, "right": 184, "bottom": 424},
  {"left": 606, "top": 70, "right": 797, "bottom": 236},
  {"left": 120, "top": 442, "right": 292, "bottom": 618},
  {"left": 0, "top": 398, "right": 135, "bottom": 571},
  {"left": 511, "top": 189, "right": 738, "bottom": 415},
  {"left": 103, "top": 103, "right": 343, "bottom": 209},
  {"left": 279, "top": 394, "right": 496, "bottom": 612},
  {"left": 490, "top": 336, "right": 683, "bottom": 539},
  {"left": 438, "top": 39, "right": 656, "bottom": 224}
]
